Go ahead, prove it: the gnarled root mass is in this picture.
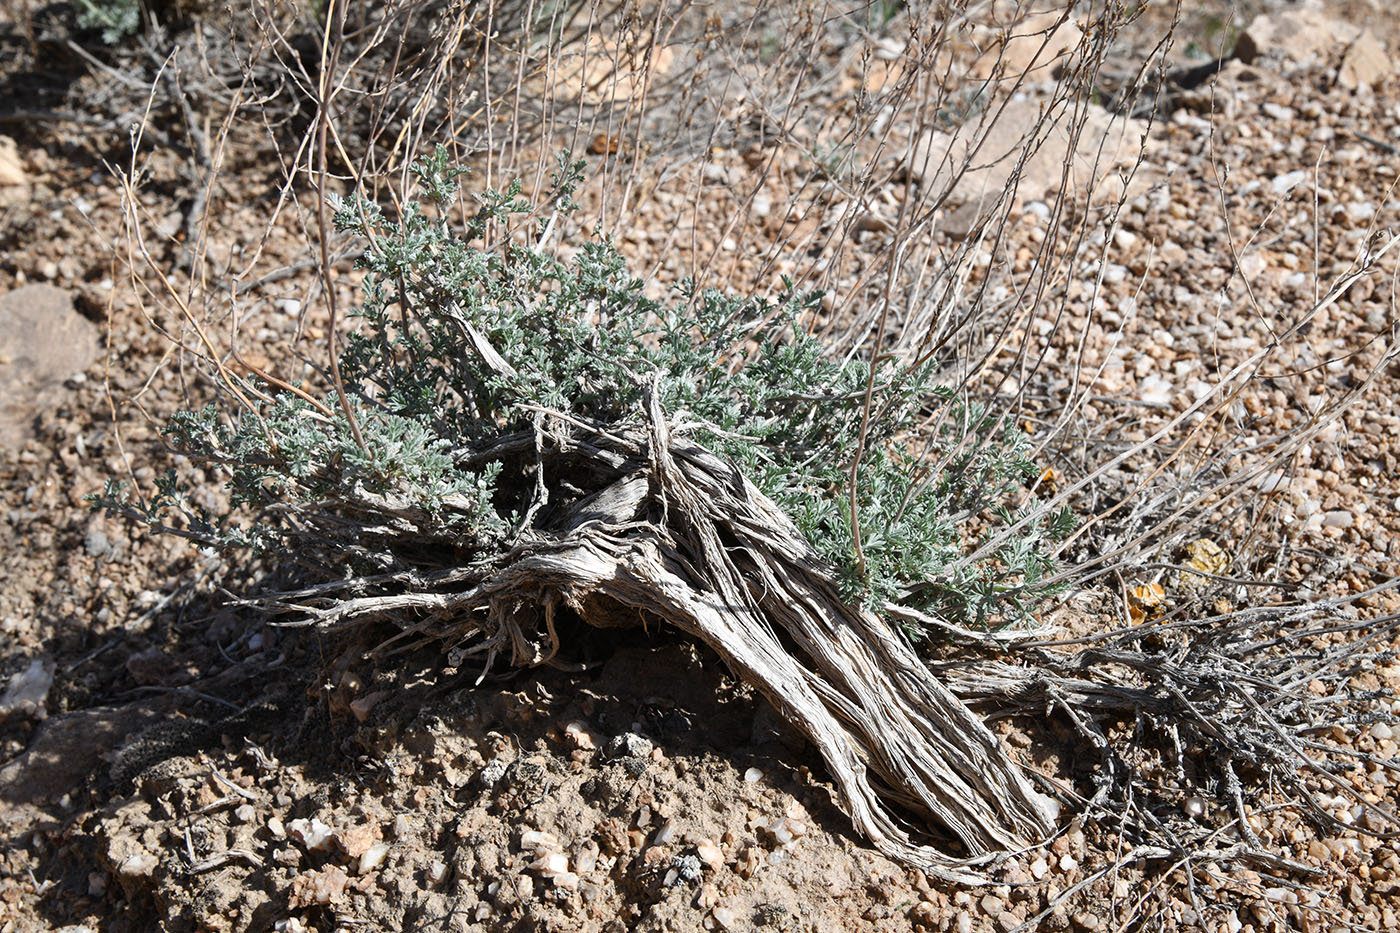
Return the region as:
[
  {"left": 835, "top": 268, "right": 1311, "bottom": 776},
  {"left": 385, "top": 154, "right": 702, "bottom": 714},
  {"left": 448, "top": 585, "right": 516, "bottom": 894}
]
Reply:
[{"left": 268, "top": 399, "right": 1056, "bottom": 882}]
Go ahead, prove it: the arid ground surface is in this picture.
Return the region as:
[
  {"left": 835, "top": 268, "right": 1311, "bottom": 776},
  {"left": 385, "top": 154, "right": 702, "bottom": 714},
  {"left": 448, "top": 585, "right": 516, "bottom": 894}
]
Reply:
[{"left": 3, "top": 1, "right": 1400, "bottom": 931}]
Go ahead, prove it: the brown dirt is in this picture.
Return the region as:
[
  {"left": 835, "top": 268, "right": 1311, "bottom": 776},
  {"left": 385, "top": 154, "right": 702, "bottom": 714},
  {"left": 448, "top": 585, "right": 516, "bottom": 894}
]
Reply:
[{"left": 2, "top": 2, "right": 1400, "bottom": 932}]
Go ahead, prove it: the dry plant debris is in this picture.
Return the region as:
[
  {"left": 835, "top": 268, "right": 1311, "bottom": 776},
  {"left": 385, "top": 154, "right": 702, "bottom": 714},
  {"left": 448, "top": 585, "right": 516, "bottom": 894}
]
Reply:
[{"left": 1, "top": 0, "right": 1400, "bottom": 931}]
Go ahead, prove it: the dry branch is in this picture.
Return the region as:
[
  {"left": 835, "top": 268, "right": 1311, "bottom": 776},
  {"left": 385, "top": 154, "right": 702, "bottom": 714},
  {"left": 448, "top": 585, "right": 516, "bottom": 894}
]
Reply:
[{"left": 262, "top": 387, "right": 1059, "bottom": 882}]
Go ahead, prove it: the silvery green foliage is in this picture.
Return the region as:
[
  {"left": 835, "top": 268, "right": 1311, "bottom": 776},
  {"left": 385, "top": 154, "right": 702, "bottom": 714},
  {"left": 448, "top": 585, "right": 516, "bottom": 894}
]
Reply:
[
  {"left": 75, "top": 0, "right": 140, "bottom": 44},
  {"left": 101, "top": 147, "right": 1072, "bottom": 631}
]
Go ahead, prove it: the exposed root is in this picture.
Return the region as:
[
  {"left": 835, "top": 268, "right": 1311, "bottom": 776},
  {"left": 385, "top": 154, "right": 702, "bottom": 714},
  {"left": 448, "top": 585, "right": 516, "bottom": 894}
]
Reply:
[
  {"left": 266, "top": 396, "right": 1057, "bottom": 882},
  {"left": 257, "top": 390, "right": 1400, "bottom": 881}
]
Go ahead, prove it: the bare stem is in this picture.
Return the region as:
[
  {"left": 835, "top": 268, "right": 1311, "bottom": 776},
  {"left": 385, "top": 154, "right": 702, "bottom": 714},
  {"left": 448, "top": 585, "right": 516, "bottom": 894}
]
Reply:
[{"left": 316, "top": 0, "right": 367, "bottom": 453}]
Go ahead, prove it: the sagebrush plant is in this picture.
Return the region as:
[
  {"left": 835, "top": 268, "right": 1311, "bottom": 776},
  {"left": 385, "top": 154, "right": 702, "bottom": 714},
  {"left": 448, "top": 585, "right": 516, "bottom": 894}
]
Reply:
[
  {"left": 101, "top": 148, "right": 1071, "bottom": 632},
  {"left": 75, "top": 0, "right": 141, "bottom": 44}
]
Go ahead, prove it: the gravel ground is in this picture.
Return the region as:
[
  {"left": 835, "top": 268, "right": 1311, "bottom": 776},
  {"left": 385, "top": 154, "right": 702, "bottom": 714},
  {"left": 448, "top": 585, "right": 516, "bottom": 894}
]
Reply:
[{"left": 2, "top": 2, "right": 1400, "bottom": 931}]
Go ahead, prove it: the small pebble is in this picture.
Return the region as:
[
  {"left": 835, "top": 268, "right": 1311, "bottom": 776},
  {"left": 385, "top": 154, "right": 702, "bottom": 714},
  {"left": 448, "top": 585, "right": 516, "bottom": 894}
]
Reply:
[
  {"left": 607, "top": 732, "right": 653, "bottom": 760},
  {"left": 1321, "top": 510, "right": 1354, "bottom": 528},
  {"left": 910, "top": 901, "right": 938, "bottom": 927},
  {"left": 357, "top": 843, "right": 390, "bottom": 874},
  {"left": 530, "top": 851, "right": 569, "bottom": 875},
  {"left": 522, "top": 830, "right": 560, "bottom": 851},
  {"left": 288, "top": 817, "right": 334, "bottom": 851},
  {"left": 764, "top": 817, "right": 805, "bottom": 846},
  {"left": 695, "top": 882, "right": 720, "bottom": 909},
  {"left": 696, "top": 840, "right": 723, "bottom": 871},
  {"left": 564, "top": 721, "right": 597, "bottom": 750}
]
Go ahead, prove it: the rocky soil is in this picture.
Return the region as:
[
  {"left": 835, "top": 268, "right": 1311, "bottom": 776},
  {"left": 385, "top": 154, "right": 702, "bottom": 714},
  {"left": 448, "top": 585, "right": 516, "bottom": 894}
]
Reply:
[{"left": 2, "top": 1, "right": 1400, "bottom": 932}]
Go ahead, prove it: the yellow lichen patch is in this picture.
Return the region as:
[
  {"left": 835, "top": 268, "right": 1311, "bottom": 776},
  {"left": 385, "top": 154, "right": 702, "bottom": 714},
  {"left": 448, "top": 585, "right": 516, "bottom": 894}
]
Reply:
[{"left": 1177, "top": 538, "right": 1229, "bottom": 593}]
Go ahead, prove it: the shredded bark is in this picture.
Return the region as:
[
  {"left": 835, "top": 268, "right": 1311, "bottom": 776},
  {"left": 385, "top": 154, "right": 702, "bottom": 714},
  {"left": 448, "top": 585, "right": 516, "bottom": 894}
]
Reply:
[
  {"left": 258, "top": 382, "right": 1400, "bottom": 881},
  {"left": 266, "top": 387, "right": 1058, "bottom": 882}
]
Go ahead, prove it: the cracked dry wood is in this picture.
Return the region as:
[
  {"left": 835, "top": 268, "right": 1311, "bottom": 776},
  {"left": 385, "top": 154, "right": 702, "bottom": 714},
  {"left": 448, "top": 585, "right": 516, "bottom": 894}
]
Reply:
[{"left": 271, "top": 401, "right": 1057, "bottom": 882}]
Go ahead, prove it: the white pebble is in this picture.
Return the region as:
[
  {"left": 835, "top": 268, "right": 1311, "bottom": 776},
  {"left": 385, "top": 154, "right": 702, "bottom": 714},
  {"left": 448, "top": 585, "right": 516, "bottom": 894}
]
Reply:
[
  {"left": 428, "top": 860, "right": 448, "bottom": 884},
  {"left": 744, "top": 767, "right": 765, "bottom": 783},
  {"left": 564, "top": 721, "right": 597, "bottom": 750},
  {"left": 1348, "top": 201, "right": 1376, "bottom": 220},
  {"left": 1272, "top": 170, "right": 1307, "bottom": 194},
  {"left": 288, "top": 817, "right": 334, "bottom": 851},
  {"left": 1187, "top": 379, "right": 1214, "bottom": 401},
  {"left": 531, "top": 851, "right": 570, "bottom": 876},
  {"left": 1321, "top": 510, "right": 1354, "bottom": 528},
  {"left": 358, "top": 843, "right": 390, "bottom": 874},
  {"left": 765, "top": 816, "right": 807, "bottom": 846},
  {"left": 1137, "top": 374, "right": 1173, "bottom": 406},
  {"left": 1370, "top": 723, "right": 1394, "bottom": 741},
  {"left": 521, "top": 830, "right": 560, "bottom": 851},
  {"left": 696, "top": 841, "right": 724, "bottom": 871},
  {"left": 119, "top": 853, "right": 158, "bottom": 877}
]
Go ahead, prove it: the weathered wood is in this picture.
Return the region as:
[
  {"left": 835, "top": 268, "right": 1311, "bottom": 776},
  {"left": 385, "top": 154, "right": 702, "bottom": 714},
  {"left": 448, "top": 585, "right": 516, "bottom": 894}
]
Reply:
[{"left": 266, "top": 400, "right": 1061, "bottom": 881}]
